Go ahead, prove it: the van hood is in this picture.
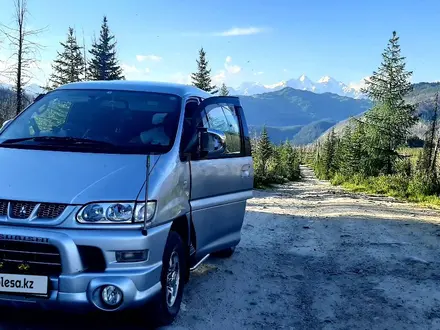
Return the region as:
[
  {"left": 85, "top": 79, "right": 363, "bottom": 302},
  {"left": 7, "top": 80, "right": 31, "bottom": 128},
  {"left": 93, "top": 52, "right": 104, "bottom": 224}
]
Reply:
[{"left": 0, "top": 148, "right": 158, "bottom": 204}]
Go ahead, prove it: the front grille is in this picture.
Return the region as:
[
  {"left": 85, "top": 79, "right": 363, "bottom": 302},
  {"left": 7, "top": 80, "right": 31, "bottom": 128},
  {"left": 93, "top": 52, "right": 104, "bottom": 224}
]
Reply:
[
  {"left": 37, "top": 203, "right": 66, "bottom": 219},
  {"left": 0, "top": 200, "right": 68, "bottom": 219},
  {"left": 0, "top": 240, "right": 61, "bottom": 276},
  {"left": 10, "top": 201, "right": 37, "bottom": 219},
  {"left": 0, "top": 201, "right": 7, "bottom": 216}
]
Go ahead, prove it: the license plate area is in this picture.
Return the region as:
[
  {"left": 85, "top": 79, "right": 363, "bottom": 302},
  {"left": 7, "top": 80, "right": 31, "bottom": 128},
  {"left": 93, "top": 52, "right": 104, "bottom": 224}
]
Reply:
[{"left": 0, "top": 273, "right": 49, "bottom": 297}]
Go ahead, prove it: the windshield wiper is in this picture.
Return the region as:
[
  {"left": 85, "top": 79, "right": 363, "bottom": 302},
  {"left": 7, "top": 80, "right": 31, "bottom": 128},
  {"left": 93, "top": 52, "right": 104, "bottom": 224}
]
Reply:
[{"left": 1, "top": 136, "right": 116, "bottom": 147}]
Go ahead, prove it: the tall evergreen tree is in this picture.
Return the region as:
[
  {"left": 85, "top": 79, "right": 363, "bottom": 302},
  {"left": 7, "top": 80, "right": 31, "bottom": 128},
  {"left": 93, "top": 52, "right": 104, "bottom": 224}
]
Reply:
[
  {"left": 88, "top": 16, "right": 124, "bottom": 81},
  {"left": 191, "top": 47, "right": 217, "bottom": 93},
  {"left": 361, "top": 31, "right": 416, "bottom": 174},
  {"left": 255, "top": 126, "right": 272, "bottom": 179},
  {"left": 219, "top": 83, "right": 229, "bottom": 96},
  {"left": 49, "top": 27, "right": 85, "bottom": 89},
  {"left": 316, "top": 128, "right": 338, "bottom": 179},
  {"left": 338, "top": 122, "right": 368, "bottom": 176}
]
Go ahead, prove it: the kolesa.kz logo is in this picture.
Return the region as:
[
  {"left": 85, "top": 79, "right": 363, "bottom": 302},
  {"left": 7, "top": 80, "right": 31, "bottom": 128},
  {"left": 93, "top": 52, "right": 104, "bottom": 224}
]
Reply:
[{"left": 0, "top": 277, "right": 34, "bottom": 289}]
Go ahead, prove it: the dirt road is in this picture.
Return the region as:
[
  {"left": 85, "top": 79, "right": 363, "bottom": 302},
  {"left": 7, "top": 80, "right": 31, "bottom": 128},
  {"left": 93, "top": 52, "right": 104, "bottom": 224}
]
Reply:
[{"left": 2, "top": 166, "right": 440, "bottom": 329}]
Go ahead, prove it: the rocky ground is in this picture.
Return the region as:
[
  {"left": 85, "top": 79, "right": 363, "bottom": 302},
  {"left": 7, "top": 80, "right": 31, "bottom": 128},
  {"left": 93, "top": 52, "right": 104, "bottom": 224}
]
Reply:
[{"left": 2, "top": 166, "right": 440, "bottom": 329}]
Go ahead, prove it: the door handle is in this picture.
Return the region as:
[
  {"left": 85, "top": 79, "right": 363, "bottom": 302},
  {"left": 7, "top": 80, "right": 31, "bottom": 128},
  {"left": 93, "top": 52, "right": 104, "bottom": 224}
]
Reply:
[{"left": 241, "top": 164, "right": 251, "bottom": 177}]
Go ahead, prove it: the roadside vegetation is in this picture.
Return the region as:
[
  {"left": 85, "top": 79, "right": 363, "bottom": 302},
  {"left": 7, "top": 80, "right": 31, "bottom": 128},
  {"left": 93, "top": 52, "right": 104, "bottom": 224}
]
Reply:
[
  {"left": 313, "top": 31, "right": 440, "bottom": 208},
  {"left": 251, "top": 127, "right": 302, "bottom": 188}
]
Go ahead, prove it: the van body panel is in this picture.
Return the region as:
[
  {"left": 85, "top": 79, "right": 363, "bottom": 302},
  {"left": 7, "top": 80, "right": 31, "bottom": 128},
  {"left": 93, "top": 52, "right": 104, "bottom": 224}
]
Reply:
[
  {"left": 138, "top": 150, "right": 191, "bottom": 226},
  {"left": 0, "top": 147, "right": 156, "bottom": 205},
  {"left": 187, "top": 97, "right": 254, "bottom": 259},
  {"left": 0, "top": 81, "right": 253, "bottom": 314}
]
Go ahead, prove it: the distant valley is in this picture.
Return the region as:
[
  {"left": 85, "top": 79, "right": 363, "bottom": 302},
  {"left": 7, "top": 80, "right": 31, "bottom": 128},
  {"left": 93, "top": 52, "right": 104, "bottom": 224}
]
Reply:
[{"left": 239, "top": 87, "right": 371, "bottom": 145}]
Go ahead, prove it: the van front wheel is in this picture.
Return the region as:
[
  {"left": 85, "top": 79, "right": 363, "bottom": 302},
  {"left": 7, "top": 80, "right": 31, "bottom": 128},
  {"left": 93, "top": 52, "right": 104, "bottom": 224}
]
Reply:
[{"left": 152, "top": 231, "right": 186, "bottom": 326}]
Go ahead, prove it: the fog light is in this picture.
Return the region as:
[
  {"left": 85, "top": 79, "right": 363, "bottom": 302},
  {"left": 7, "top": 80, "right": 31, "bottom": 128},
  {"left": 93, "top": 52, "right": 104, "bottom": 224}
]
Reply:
[
  {"left": 101, "top": 285, "right": 123, "bottom": 307},
  {"left": 116, "top": 250, "right": 148, "bottom": 262}
]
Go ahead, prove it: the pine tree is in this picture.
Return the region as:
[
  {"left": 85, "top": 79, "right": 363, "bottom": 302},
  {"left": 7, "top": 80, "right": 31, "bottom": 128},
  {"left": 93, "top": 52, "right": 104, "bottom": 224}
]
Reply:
[
  {"left": 338, "top": 122, "right": 368, "bottom": 176},
  {"left": 318, "top": 128, "right": 338, "bottom": 179},
  {"left": 219, "top": 83, "right": 229, "bottom": 96},
  {"left": 88, "top": 16, "right": 124, "bottom": 81},
  {"left": 279, "top": 140, "right": 300, "bottom": 181},
  {"left": 361, "top": 31, "right": 416, "bottom": 175},
  {"left": 338, "top": 126, "right": 353, "bottom": 176},
  {"left": 191, "top": 47, "right": 217, "bottom": 93},
  {"left": 49, "top": 27, "right": 85, "bottom": 89},
  {"left": 255, "top": 126, "right": 272, "bottom": 179}
]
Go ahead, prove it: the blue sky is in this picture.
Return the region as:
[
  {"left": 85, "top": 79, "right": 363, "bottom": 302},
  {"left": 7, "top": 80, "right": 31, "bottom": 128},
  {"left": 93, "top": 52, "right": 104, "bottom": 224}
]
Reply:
[{"left": 0, "top": 0, "right": 439, "bottom": 88}]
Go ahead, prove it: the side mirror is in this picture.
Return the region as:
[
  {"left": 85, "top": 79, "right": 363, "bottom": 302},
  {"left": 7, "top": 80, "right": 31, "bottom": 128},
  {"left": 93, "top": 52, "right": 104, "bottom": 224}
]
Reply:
[
  {"left": 1, "top": 119, "right": 12, "bottom": 130},
  {"left": 199, "top": 128, "right": 227, "bottom": 157}
]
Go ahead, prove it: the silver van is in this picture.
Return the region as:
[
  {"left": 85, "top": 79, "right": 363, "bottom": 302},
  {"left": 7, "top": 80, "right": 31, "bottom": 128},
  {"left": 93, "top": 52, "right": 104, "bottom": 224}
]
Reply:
[{"left": 0, "top": 81, "right": 253, "bottom": 325}]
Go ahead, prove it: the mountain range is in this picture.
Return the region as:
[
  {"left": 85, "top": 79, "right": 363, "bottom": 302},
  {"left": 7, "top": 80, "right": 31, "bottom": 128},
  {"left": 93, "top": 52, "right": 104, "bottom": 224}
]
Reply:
[
  {"left": 228, "top": 75, "right": 366, "bottom": 99},
  {"left": 0, "top": 83, "right": 44, "bottom": 96},
  {"left": 240, "top": 87, "right": 371, "bottom": 144},
  {"left": 317, "top": 82, "right": 440, "bottom": 144}
]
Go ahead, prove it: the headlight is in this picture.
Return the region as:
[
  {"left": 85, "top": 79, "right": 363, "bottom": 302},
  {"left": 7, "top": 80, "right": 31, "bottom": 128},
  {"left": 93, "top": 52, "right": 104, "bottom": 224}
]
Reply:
[
  {"left": 77, "top": 201, "right": 156, "bottom": 224},
  {"left": 133, "top": 201, "right": 156, "bottom": 223}
]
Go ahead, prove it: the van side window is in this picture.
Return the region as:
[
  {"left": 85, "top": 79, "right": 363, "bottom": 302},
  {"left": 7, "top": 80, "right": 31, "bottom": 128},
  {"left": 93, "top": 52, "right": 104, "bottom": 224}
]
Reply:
[{"left": 205, "top": 104, "right": 242, "bottom": 155}]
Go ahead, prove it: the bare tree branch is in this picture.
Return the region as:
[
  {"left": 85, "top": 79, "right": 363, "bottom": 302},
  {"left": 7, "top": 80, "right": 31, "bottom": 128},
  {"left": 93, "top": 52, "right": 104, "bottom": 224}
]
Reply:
[{"left": 0, "top": 0, "right": 47, "bottom": 115}]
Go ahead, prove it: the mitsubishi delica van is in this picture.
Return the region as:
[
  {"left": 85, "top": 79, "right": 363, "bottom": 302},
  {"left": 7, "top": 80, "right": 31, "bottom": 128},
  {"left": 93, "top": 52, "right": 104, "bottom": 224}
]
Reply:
[{"left": 0, "top": 81, "right": 253, "bottom": 325}]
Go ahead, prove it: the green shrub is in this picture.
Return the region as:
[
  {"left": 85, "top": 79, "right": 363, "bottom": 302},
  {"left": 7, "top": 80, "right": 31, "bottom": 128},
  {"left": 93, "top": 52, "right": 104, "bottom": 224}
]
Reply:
[{"left": 408, "top": 172, "right": 439, "bottom": 196}]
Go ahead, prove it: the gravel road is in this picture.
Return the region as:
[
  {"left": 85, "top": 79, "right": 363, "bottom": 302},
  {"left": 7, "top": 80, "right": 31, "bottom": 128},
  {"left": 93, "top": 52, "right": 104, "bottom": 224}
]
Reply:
[{"left": 2, "top": 166, "right": 440, "bottom": 329}]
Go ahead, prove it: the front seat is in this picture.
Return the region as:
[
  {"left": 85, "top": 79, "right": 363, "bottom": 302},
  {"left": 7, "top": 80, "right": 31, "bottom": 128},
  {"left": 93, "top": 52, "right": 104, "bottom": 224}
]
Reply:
[{"left": 140, "top": 113, "right": 170, "bottom": 145}]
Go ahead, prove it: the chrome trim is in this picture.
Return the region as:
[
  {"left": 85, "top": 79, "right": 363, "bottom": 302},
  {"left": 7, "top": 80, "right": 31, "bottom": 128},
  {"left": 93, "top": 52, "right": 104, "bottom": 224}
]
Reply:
[
  {"left": 2, "top": 258, "right": 61, "bottom": 266},
  {"left": 190, "top": 253, "right": 210, "bottom": 271},
  {"left": 0, "top": 248, "right": 58, "bottom": 256}
]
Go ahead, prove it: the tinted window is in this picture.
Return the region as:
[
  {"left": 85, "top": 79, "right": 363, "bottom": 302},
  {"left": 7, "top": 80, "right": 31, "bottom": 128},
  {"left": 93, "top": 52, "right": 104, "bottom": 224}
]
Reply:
[
  {"left": 0, "top": 89, "right": 182, "bottom": 154},
  {"left": 205, "top": 104, "right": 242, "bottom": 155}
]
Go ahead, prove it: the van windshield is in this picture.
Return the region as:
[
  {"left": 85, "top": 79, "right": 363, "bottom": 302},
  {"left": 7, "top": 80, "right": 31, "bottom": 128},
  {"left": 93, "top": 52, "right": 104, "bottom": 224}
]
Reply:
[{"left": 0, "top": 89, "right": 182, "bottom": 154}]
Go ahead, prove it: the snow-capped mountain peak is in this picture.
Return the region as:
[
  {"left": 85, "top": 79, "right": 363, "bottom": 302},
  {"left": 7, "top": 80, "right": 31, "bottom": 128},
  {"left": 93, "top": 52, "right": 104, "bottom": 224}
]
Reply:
[
  {"left": 317, "top": 75, "right": 336, "bottom": 84},
  {"left": 230, "top": 75, "right": 366, "bottom": 99},
  {"left": 264, "top": 81, "right": 287, "bottom": 89},
  {"left": 299, "top": 74, "right": 309, "bottom": 82}
]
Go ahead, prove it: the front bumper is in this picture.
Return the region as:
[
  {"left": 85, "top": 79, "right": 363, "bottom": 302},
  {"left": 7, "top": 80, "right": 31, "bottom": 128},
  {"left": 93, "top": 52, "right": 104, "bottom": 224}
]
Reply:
[{"left": 0, "top": 223, "right": 171, "bottom": 311}]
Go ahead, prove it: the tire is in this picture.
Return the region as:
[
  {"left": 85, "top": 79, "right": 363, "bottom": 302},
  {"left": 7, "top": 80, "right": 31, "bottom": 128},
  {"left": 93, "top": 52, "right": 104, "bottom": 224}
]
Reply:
[
  {"left": 212, "top": 246, "right": 236, "bottom": 258},
  {"left": 152, "top": 231, "right": 186, "bottom": 327}
]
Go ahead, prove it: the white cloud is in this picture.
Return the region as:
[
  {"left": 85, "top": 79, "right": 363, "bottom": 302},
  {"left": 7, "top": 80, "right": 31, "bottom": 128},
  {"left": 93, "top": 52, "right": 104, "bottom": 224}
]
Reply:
[
  {"left": 225, "top": 64, "right": 241, "bottom": 74},
  {"left": 212, "top": 70, "right": 226, "bottom": 85},
  {"left": 214, "top": 27, "right": 267, "bottom": 37},
  {"left": 348, "top": 76, "right": 371, "bottom": 91},
  {"left": 224, "top": 56, "right": 241, "bottom": 74},
  {"left": 121, "top": 64, "right": 152, "bottom": 81},
  {"left": 136, "top": 55, "right": 162, "bottom": 62},
  {"left": 254, "top": 71, "right": 264, "bottom": 76},
  {"left": 182, "top": 27, "right": 268, "bottom": 37},
  {"left": 122, "top": 64, "right": 140, "bottom": 74},
  {"left": 170, "top": 72, "right": 191, "bottom": 85}
]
